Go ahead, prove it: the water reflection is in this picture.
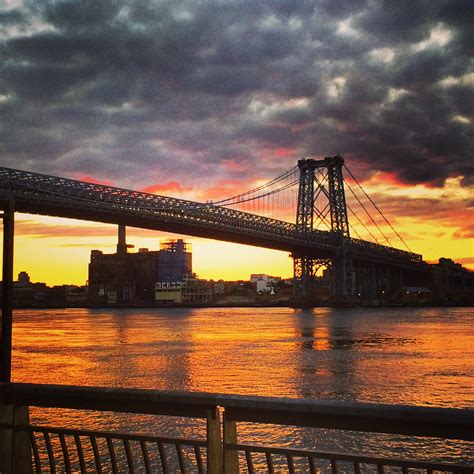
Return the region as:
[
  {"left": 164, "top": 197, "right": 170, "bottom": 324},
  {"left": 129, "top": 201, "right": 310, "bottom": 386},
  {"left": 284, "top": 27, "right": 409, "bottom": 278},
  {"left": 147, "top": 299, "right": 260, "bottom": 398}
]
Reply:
[
  {"left": 12, "top": 307, "right": 474, "bottom": 406},
  {"left": 291, "top": 308, "right": 359, "bottom": 401},
  {"left": 11, "top": 306, "right": 474, "bottom": 464}
]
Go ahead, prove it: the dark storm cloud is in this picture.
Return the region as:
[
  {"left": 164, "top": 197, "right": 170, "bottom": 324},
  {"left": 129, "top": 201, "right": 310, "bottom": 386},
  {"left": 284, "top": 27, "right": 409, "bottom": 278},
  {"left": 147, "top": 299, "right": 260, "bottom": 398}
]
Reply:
[{"left": 0, "top": 0, "right": 472, "bottom": 191}]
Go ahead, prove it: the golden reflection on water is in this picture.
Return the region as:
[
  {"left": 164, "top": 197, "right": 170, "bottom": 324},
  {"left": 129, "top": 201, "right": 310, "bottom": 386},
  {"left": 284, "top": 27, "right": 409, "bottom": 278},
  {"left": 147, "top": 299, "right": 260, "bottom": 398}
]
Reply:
[
  {"left": 11, "top": 306, "right": 474, "bottom": 465},
  {"left": 12, "top": 306, "right": 474, "bottom": 406}
]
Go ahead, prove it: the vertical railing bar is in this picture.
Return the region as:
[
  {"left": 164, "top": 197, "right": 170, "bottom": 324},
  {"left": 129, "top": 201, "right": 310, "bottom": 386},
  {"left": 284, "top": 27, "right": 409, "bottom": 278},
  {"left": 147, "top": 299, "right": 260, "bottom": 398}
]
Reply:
[
  {"left": 176, "top": 443, "right": 186, "bottom": 473},
  {"left": 331, "top": 458, "right": 339, "bottom": 474},
  {"left": 401, "top": 468, "right": 408, "bottom": 474},
  {"left": 140, "top": 440, "right": 152, "bottom": 474},
  {"left": 377, "top": 464, "right": 384, "bottom": 474},
  {"left": 245, "top": 450, "right": 255, "bottom": 474},
  {"left": 354, "top": 461, "right": 361, "bottom": 474},
  {"left": 194, "top": 445, "right": 204, "bottom": 474},
  {"left": 123, "top": 438, "right": 135, "bottom": 473},
  {"left": 90, "top": 436, "right": 102, "bottom": 473},
  {"left": 427, "top": 470, "right": 433, "bottom": 474},
  {"left": 265, "top": 452, "right": 274, "bottom": 473},
  {"left": 30, "top": 431, "right": 42, "bottom": 474},
  {"left": 42, "top": 430, "right": 56, "bottom": 473},
  {"left": 206, "top": 406, "right": 222, "bottom": 474},
  {"left": 106, "top": 437, "right": 118, "bottom": 473},
  {"left": 223, "top": 408, "right": 239, "bottom": 474},
  {"left": 287, "top": 454, "right": 295, "bottom": 474},
  {"left": 73, "top": 434, "right": 86, "bottom": 473},
  {"left": 158, "top": 442, "right": 169, "bottom": 474},
  {"left": 58, "top": 433, "right": 71, "bottom": 473},
  {"left": 308, "top": 456, "right": 316, "bottom": 474}
]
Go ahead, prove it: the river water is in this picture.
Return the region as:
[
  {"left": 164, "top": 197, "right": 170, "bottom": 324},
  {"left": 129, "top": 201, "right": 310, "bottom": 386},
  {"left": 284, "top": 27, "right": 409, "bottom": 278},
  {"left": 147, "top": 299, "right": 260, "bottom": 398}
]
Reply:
[{"left": 11, "top": 306, "right": 474, "bottom": 468}]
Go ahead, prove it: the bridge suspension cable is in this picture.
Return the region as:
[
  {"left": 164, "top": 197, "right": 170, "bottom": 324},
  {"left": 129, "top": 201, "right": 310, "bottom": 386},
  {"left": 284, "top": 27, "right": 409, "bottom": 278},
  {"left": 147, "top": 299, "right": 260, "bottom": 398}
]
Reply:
[
  {"left": 343, "top": 164, "right": 412, "bottom": 252},
  {"left": 212, "top": 166, "right": 298, "bottom": 205},
  {"left": 218, "top": 179, "right": 299, "bottom": 206},
  {"left": 346, "top": 201, "right": 382, "bottom": 244},
  {"left": 198, "top": 159, "right": 411, "bottom": 251},
  {"left": 344, "top": 180, "right": 393, "bottom": 246},
  {"left": 211, "top": 165, "right": 300, "bottom": 222}
]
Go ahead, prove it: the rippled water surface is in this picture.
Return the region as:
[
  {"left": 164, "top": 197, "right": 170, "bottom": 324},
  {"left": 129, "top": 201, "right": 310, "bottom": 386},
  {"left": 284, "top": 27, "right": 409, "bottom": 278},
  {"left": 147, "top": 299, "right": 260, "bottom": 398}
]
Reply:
[{"left": 12, "top": 306, "right": 474, "bottom": 466}]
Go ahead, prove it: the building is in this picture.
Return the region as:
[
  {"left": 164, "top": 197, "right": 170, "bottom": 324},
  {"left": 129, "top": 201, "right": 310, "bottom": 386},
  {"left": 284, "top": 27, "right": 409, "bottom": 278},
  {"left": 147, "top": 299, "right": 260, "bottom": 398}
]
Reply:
[
  {"left": 182, "top": 275, "right": 213, "bottom": 303},
  {"left": 211, "top": 280, "right": 225, "bottom": 295},
  {"left": 158, "top": 240, "right": 192, "bottom": 282},
  {"left": 250, "top": 274, "right": 281, "bottom": 294},
  {"left": 430, "top": 258, "right": 474, "bottom": 304},
  {"left": 155, "top": 275, "right": 212, "bottom": 304},
  {"left": 88, "top": 225, "right": 192, "bottom": 305},
  {"left": 154, "top": 281, "right": 184, "bottom": 303},
  {"left": 0, "top": 272, "right": 86, "bottom": 308}
]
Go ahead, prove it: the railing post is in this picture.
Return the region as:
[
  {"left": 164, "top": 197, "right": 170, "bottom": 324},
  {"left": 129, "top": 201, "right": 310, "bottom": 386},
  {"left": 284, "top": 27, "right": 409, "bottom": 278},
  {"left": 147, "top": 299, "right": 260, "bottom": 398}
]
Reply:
[
  {"left": 206, "top": 406, "right": 222, "bottom": 474},
  {"left": 223, "top": 408, "right": 239, "bottom": 474},
  {"left": 0, "top": 404, "right": 32, "bottom": 473}
]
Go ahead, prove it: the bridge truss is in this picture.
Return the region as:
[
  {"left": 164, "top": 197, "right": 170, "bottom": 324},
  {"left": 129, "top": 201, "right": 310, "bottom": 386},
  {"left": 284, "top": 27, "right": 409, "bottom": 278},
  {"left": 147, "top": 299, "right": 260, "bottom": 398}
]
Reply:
[{"left": 0, "top": 160, "right": 425, "bottom": 306}]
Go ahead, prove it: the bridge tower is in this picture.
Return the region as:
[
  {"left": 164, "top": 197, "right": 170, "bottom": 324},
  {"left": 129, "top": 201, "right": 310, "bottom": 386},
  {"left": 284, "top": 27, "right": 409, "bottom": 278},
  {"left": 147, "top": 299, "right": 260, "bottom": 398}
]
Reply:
[{"left": 293, "top": 155, "right": 353, "bottom": 306}]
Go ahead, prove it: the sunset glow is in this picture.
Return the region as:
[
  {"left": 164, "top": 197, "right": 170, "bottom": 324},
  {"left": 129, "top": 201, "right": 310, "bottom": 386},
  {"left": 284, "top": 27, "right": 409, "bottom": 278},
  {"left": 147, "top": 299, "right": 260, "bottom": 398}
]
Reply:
[{"left": 0, "top": 1, "right": 472, "bottom": 284}]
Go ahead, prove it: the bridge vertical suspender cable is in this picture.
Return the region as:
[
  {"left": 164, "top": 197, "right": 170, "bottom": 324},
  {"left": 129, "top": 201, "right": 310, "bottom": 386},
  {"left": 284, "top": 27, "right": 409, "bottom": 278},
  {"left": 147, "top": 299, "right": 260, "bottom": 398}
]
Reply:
[{"left": 213, "top": 166, "right": 300, "bottom": 222}]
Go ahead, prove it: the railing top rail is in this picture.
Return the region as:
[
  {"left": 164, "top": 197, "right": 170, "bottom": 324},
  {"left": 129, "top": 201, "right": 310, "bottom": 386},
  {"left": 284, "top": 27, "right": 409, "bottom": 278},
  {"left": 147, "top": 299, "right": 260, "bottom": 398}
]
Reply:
[
  {"left": 1, "top": 383, "right": 472, "bottom": 440},
  {"left": 0, "top": 382, "right": 219, "bottom": 418}
]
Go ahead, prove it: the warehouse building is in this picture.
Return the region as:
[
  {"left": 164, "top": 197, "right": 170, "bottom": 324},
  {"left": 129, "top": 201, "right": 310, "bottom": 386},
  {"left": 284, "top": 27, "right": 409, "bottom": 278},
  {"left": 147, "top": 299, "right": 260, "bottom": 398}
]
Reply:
[{"left": 88, "top": 226, "right": 192, "bottom": 305}]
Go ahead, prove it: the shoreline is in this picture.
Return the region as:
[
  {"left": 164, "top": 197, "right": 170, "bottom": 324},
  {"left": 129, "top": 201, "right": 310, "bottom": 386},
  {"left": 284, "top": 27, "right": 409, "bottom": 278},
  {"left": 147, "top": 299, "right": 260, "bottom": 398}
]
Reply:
[{"left": 12, "top": 302, "right": 474, "bottom": 309}]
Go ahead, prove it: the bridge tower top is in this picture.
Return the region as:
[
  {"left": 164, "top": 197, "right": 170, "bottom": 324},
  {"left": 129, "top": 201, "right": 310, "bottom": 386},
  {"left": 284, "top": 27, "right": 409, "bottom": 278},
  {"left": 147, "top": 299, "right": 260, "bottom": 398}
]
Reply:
[{"left": 296, "top": 155, "right": 349, "bottom": 238}]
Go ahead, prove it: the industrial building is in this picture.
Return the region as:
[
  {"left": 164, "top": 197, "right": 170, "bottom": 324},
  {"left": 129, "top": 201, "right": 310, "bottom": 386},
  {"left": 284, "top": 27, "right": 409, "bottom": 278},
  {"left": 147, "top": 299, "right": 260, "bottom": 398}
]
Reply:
[
  {"left": 87, "top": 226, "right": 192, "bottom": 305},
  {"left": 155, "top": 275, "right": 213, "bottom": 304}
]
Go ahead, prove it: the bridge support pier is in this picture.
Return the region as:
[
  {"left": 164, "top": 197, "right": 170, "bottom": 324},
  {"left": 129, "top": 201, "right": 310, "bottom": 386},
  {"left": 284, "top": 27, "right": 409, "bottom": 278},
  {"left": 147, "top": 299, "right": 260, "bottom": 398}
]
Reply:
[
  {"left": 292, "top": 257, "right": 329, "bottom": 307},
  {"left": 332, "top": 252, "right": 353, "bottom": 303},
  {"left": 1, "top": 199, "right": 14, "bottom": 383}
]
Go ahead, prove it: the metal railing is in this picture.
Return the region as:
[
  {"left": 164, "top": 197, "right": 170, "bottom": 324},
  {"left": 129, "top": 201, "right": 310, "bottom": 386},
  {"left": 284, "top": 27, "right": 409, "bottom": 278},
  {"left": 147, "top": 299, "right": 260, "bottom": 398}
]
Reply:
[
  {"left": 0, "top": 382, "right": 473, "bottom": 473},
  {"left": 10, "top": 424, "right": 207, "bottom": 473}
]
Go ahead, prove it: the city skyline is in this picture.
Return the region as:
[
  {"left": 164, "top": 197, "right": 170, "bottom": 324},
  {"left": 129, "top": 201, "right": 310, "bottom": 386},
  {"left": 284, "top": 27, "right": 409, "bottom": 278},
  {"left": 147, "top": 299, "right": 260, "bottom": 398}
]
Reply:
[{"left": 1, "top": 1, "right": 473, "bottom": 285}]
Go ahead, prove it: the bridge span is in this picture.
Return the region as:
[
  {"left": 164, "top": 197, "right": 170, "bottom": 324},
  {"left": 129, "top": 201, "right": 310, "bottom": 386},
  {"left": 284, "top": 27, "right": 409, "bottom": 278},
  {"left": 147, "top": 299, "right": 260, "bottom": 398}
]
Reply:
[{"left": 0, "top": 157, "right": 429, "bottom": 308}]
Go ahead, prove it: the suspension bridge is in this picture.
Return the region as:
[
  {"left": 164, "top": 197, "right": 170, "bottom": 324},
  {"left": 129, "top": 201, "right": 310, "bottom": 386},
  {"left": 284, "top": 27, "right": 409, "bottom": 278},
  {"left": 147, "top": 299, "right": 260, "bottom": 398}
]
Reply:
[{"left": 0, "top": 155, "right": 428, "bottom": 306}]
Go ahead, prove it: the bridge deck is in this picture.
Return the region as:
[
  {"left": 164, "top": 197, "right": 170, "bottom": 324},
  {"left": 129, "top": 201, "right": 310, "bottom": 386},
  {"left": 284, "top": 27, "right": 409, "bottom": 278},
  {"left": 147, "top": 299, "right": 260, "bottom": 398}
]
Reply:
[{"left": 0, "top": 166, "right": 423, "bottom": 268}]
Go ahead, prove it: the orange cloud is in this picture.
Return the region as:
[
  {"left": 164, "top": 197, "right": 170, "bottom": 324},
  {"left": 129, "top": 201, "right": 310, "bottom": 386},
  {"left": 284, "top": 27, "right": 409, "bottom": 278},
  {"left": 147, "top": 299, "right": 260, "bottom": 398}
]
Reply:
[
  {"left": 15, "top": 219, "right": 162, "bottom": 239},
  {"left": 75, "top": 175, "right": 114, "bottom": 186},
  {"left": 141, "top": 181, "right": 193, "bottom": 196},
  {"left": 365, "top": 171, "right": 411, "bottom": 188},
  {"left": 198, "top": 179, "right": 258, "bottom": 201}
]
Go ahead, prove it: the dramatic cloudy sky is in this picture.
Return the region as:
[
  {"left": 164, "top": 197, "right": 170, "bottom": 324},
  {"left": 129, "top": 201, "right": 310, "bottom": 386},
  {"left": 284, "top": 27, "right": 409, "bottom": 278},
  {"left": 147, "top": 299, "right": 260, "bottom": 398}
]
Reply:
[{"left": 1, "top": 0, "right": 473, "bottom": 283}]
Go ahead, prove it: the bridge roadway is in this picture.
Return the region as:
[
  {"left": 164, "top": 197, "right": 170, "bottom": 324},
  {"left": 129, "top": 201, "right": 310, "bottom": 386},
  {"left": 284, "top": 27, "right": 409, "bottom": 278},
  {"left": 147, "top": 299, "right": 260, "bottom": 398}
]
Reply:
[{"left": 0, "top": 166, "right": 424, "bottom": 269}]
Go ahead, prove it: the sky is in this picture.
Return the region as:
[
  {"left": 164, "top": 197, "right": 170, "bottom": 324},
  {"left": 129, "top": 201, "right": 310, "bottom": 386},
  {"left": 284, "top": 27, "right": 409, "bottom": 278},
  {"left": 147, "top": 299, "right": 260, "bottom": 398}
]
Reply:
[{"left": 0, "top": 0, "right": 473, "bottom": 285}]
